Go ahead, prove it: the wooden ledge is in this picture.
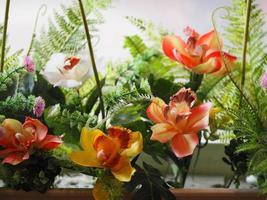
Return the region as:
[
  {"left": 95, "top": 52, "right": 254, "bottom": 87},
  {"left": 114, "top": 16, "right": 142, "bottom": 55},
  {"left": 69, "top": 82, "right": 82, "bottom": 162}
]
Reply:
[{"left": 0, "top": 188, "right": 265, "bottom": 200}]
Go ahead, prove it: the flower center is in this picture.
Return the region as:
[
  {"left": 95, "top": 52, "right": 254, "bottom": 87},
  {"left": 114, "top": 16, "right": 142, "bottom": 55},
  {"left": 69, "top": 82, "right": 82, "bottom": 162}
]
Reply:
[{"left": 63, "top": 56, "right": 80, "bottom": 70}]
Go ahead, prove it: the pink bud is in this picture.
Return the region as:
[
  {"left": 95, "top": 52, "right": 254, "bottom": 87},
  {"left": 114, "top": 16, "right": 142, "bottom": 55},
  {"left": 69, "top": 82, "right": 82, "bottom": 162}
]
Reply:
[
  {"left": 33, "top": 96, "right": 45, "bottom": 117},
  {"left": 260, "top": 71, "right": 267, "bottom": 90},
  {"left": 24, "top": 56, "right": 35, "bottom": 73}
]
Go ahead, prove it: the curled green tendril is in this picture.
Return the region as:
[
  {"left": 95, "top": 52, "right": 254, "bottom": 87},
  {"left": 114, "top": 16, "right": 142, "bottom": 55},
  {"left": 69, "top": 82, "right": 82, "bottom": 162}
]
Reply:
[{"left": 26, "top": 4, "right": 47, "bottom": 56}]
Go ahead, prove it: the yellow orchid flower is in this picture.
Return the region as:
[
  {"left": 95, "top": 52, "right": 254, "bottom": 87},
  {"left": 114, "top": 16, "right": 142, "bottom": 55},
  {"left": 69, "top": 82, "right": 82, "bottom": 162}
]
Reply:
[{"left": 70, "top": 126, "right": 143, "bottom": 182}]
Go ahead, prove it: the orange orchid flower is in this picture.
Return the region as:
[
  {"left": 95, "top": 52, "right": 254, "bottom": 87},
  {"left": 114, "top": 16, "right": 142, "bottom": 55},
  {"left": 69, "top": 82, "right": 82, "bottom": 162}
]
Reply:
[
  {"left": 70, "top": 126, "right": 143, "bottom": 182},
  {"left": 147, "top": 88, "right": 212, "bottom": 158},
  {"left": 0, "top": 117, "right": 62, "bottom": 165},
  {"left": 162, "top": 26, "right": 237, "bottom": 76}
]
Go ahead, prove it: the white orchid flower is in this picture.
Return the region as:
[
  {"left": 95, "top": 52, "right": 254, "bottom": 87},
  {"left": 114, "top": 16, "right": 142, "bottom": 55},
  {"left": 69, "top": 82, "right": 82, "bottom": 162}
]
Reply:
[{"left": 40, "top": 53, "right": 90, "bottom": 88}]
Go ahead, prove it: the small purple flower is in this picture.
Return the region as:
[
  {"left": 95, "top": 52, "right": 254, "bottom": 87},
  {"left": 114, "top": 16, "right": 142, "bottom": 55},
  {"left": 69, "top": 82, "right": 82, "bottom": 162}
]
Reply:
[
  {"left": 260, "top": 71, "right": 267, "bottom": 90},
  {"left": 33, "top": 96, "right": 45, "bottom": 117},
  {"left": 24, "top": 56, "right": 35, "bottom": 73}
]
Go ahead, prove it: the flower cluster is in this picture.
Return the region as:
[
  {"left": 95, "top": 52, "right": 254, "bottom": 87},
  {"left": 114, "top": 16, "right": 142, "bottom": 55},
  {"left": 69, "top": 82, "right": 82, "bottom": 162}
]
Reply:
[
  {"left": 162, "top": 27, "right": 237, "bottom": 76},
  {"left": 0, "top": 117, "right": 62, "bottom": 165},
  {"left": 147, "top": 88, "right": 212, "bottom": 157},
  {"left": 70, "top": 126, "right": 143, "bottom": 182}
]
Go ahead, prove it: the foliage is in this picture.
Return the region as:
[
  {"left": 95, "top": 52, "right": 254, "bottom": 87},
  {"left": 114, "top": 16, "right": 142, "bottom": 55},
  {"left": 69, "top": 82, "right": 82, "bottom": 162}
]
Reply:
[
  {"left": 0, "top": 154, "right": 61, "bottom": 193},
  {"left": 210, "top": 0, "right": 267, "bottom": 190},
  {"left": 0, "top": 93, "right": 35, "bottom": 120},
  {"left": 44, "top": 104, "right": 97, "bottom": 144},
  {"left": 125, "top": 162, "right": 175, "bottom": 200}
]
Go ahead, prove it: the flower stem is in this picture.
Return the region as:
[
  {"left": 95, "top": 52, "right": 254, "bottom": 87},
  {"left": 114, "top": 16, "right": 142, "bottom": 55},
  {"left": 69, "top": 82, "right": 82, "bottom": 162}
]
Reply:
[
  {"left": 26, "top": 4, "right": 47, "bottom": 56},
  {"left": 240, "top": 0, "right": 252, "bottom": 105},
  {"left": 0, "top": 0, "right": 11, "bottom": 72},
  {"left": 78, "top": 0, "right": 105, "bottom": 119}
]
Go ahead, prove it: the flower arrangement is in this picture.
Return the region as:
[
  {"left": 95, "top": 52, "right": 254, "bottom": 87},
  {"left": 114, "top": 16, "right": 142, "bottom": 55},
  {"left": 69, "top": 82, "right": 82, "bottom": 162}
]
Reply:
[{"left": 0, "top": 0, "right": 267, "bottom": 199}]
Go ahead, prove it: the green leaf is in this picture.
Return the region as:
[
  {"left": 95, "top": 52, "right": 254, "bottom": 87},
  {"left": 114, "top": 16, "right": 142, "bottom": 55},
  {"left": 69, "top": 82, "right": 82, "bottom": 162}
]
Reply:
[{"left": 124, "top": 35, "right": 147, "bottom": 57}]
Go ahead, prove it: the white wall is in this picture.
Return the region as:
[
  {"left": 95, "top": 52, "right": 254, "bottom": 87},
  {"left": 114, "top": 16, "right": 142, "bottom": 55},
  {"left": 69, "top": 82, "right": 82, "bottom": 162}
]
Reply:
[{"left": 0, "top": 0, "right": 266, "bottom": 64}]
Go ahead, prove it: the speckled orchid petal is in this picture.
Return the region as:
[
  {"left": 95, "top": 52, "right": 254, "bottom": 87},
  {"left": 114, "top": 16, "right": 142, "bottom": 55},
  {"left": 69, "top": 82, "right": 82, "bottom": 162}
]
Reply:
[{"left": 107, "top": 127, "right": 143, "bottom": 158}]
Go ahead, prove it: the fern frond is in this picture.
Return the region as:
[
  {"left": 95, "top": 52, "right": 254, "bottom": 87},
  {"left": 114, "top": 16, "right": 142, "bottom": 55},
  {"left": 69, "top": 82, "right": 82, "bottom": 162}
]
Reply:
[
  {"left": 0, "top": 93, "right": 35, "bottom": 119},
  {"left": 44, "top": 104, "right": 98, "bottom": 143},
  {"left": 124, "top": 35, "right": 148, "bottom": 57}
]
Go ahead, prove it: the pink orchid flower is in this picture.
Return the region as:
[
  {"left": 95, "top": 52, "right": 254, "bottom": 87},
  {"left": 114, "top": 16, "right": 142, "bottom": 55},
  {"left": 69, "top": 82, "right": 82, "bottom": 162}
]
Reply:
[
  {"left": 162, "top": 26, "right": 237, "bottom": 76},
  {"left": 146, "top": 88, "right": 212, "bottom": 158},
  {"left": 0, "top": 117, "right": 62, "bottom": 165}
]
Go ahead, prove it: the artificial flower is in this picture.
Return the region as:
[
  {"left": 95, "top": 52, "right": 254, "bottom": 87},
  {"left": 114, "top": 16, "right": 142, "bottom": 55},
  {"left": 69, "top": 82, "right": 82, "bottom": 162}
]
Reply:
[
  {"left": 33, "top": 96, "right": 45, "bottom": 117},
  {"left": 260, "top": 71, "right": 267, "bottom": 89},
  {"left": 162, "top": 26, "right": 237, "bottom": 76},
  {"left": 146, "top": 87, "right": 212, "bottom": 158},
  {"left": 0, "top": 117, "right": 62, "bottom": 165},
  {"left": 23, "top": 56, "right": 35, "bottom": 73},
  {"left": 40, "top": 53, "right": 90, "bottom": 88},
  {"left": 70, "top": 126, "right": 143, "bottom": 182}
]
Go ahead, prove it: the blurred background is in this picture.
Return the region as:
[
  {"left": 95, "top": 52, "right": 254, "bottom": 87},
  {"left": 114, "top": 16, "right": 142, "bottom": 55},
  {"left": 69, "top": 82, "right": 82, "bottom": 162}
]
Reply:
[{"left": 0, "top": 0, "right": 266, "bottom": 64}]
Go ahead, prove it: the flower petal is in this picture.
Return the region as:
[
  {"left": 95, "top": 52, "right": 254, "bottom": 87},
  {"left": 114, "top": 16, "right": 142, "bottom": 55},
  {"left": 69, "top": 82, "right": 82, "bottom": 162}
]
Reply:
[
  {"left": 38, "top": 134, "right": 62, "bottom": 150},
  {"left": 2, "top": 119, "right": 23, "bottom": 135},
  {"left": 80, "top": 128, "right": 104, "bottom": 152},
  {"left": 121, "top": 131, "right": 143, "bottom": 158},
  {"left": 171, "top": 133, "right": 199, "bottom": 158},
  {"left": 186, "top": 102, "right": 212, "bottom": 134},
  {"left": 40, "top": 71, "right": 65, "bottom": 86},
  {"left": 69, "top": 150, "right": 102, "bottom": 168},
  {"left": 54, "top": 79, "right": 82, "bottom": 88},
  {"left": 210, "top": 52, "right": 237, "bottom": 76},
  {"left": 146, "top": 98, "right": 167, "bottom": 123},
  {"left": 162, "top": 35, "right": 187, "bottom": 60},
  {"left": 150, "top": 123, "right": 177, "bottom": 143},
  {"left": 196, "top": 30, "right": 221, "bottom": 49},
  {"left": 173, "top": 50, "right": 200, "bottom": 68},
  {"left": 111, "top": 156, "right": 135, "bottom": 182},
  {"left": 2, "top": 152, "right": 29, "bottom": 165},
  {"left": 23, "top": 117, "right": 48, "bottom": 142},
  {"left": 191, "top": 57, "right": 220, "bottom": 74},
  {"left": 42, "top": 53, "right": 66, "bottom": 72}
]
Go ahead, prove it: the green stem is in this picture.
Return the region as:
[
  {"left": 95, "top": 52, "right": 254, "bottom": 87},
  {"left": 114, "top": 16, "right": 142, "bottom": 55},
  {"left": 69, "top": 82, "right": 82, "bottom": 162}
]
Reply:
[
  {"left": 26, "top": 4, "right": 47, "bottom": 56},
  {"left": 189, "top": 73, "right": 203, "bottom": 92},
  {"left": 78, "top": 0, "right": 105, "bottom": 119},
  {"left": 0, "top": 0, "right": 11, "bottom": 72},
  {"left": 0, "top": 66, "right": 24, "bottom": 86},
  {"left": 240, "top": 0, "right": 252, "bottom": 105}
]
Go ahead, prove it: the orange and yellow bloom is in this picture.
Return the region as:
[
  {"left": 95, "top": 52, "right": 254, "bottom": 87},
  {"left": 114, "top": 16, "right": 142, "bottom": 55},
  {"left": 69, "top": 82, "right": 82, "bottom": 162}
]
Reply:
[
  {"left": 0, "top": 117, "right": 62, "bottom": 165},
  {"left": 162, "top": 26, "right": 237, "bottom": 76},
  {"left": 70, "top": 126, "right": 143, "bottom": 182},
  {"left": 147, "top": 88, "right": 212, "bottom": 158}
]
